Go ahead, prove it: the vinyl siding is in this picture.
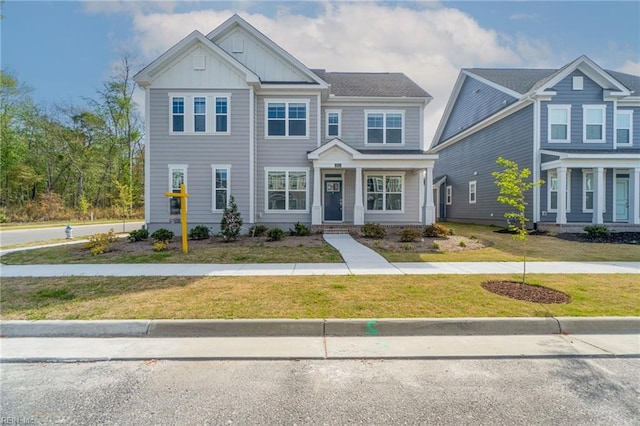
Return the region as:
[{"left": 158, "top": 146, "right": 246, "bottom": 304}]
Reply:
[
  {"left": 433, "top": 105, "right": 534, "bottom": 226},
  {"left": 148, "top": 88, "right": 251, "bottom": 233},
  {"left": 256, "top": 94, "right": 318, "bottom": 225},
  {"left": 541, "top": 71, "right": 615, "bottom": 150},
  {"left": 439, "top": 76, "right": 518, "bottom": 144},
  {"left": 321, "top": 105, "right": 423, "bottom": 151}
]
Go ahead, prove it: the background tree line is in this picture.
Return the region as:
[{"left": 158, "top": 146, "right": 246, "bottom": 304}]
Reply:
[{"left": 0, "top": 57, "right": 144, "bottom": 223}]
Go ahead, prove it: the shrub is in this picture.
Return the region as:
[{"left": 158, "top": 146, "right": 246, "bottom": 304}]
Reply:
[
  {"left": 85, "top": 229, "right": 117, "bottom": 255},
  {"left": 431, "top": 241, "right": 441, "bottom": 251},
  {"left": 189, "top": 225, "right": 210, "bottom": 240},
  {"left": 458, "top": 240, "right": 467, "bottom": 247},
  {"left": 128, "top": 228, "right": 149, "bottom": 242},
  {"left": 220, "top": 196, "right": 243, "bottom": 242},
  {"left": 361, "top": 223, "right": 386, "bottom": 239},
  {"left": 153, "top": 241, "right": 168, "bottom": 252},
  {"left": 423, "top": 223, "right": 451, "bottom": 238},
  {"left": 289, "top": 221, "right": 310, "bottom": 236},
  {"left": 151, "top": 228, "right": 174, "bottom": 242},
  {"left": 266, "top": 227, "right": 285, "bottom": 241},
  {"left": 248, "top": 224, "right": 269, "bottom": 237},
  {"left": 399, "top": 228, "right": 421, "bottom": 242},
  {"left": 584, "top": 224, "right": 610, "bottom": 240}
]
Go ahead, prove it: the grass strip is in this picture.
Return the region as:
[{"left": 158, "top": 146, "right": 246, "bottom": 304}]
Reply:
[{"left": 2, "top": 274, "right": 637, "bottom": 320}]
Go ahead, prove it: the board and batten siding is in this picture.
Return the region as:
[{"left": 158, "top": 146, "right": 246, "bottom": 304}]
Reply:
[
  {"left": 439, "top": 76, "right": 518, "bottom": 144},
  {"left": 433, "top": 105, "right": 535, "bottom": 226},
  {"left": 214, "top": 27, "right": 312, "bottom": 83},
  {"left": 541, "top": 71, "right": 615, "bottom": 150},
  {"left": 255, "top": 94, "right": 319, "bottom": 225},
  {"left": 321, "top": 105, "right": 423, "bottom": 151},
  {"left": 148, "top": 88, "right": 251, "bottom": 233}
]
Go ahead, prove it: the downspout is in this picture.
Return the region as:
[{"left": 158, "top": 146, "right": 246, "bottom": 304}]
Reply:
[
  {"left": 249, "top": 86, "right": 255, "bottom": 224},
  {"left": 144, "top": 85, "right": 151, "bottom": 227},
  {"left": 532, "top": 95, "right": 541, "bottom": 226}
]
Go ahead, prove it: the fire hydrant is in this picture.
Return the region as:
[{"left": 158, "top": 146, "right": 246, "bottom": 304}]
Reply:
[{"left": 65, "top": 225, "right": 73, "bottom": 239}]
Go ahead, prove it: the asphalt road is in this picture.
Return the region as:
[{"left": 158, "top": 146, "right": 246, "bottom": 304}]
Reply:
[
  {"left": 2, "top": 358, "right": 638, "bottom": 425},
  {"left": 0, "top": 221, "right": 144, "bottom": 246}
]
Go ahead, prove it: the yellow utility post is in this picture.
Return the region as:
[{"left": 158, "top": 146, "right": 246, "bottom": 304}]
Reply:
[{"left": 164, "top": 183, "right": 190, "bottom": 253}]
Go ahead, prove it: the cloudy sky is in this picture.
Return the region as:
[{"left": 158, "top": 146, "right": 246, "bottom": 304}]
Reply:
[{"left": 2, "top": 0, "right": 639, "bottom": 143}]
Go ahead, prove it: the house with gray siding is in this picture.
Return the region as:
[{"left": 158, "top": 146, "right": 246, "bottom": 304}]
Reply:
[
  {"left": 133, "top": 14, "right": 437, "bottom": 234},
  {"left": 430, "top": 55, "right": 640, "bottom": 230}
]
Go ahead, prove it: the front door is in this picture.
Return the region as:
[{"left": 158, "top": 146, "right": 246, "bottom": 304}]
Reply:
[
  {"left": 615, "top": 177, "right": 629, "bottom": 221},
  {"left": 324, "top": 177, "right": 343, "bottom": 221}
]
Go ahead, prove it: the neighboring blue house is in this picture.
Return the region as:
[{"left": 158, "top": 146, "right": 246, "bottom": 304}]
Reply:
[
  {"left": 133, "top": 14, "right": 437, "bottom": 234},
  {"left": 429, "top": 55, "right": 640, "bottom": 230}
]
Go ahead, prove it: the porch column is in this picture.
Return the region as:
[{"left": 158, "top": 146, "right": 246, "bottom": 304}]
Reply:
[
  {"left": 311, "top": 165, "right": 322, "bottom": 225},
  {"left": 593, "top": 167, "right": 604, "bottom": 224},
  {"left": 632, "top": 168, "right": 640, "bottom": 225},
  {"left": 557, "top": 167, "right": 567, "bottom": 224},
  {"left": 424, "top": 167, "right": 436, "bottom": 225},
  {"left": 354, "top": 167, "right": 364, "bottom": 225}
]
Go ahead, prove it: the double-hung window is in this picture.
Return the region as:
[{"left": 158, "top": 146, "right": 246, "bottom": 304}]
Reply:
[
  {"left": 616, "top": 110, "right": 633, "bottom": 146},
  {"left": 582, "top": 169, "right": 606, "bottom": 213},
  {"left": 547, "top": 170, "right": 571, "bottom": 212},
  {"left": 548, "top": 105, "right": 571, "bottom": 142},
  {"left": 266, "top": 101, "right": 308, "bottom": 138},
  {"left": 326, "top": 110, "right": 341, "bottom": 138},
  {"left": 266, "top": 169, "right": 308, "bottom": 211},
  {"left": 365, "top": 111, "right": 403, "bottom": 144},
  {"left": 583, "top": 105, "right": 606, "bottom": 143},
  {"left": 212, "top": 165, "right": 230, "bottom": 211},
  {"left": 366, "top": 174, "right": 403, "bottom": 211},
  {"left": 172, "top": 97, "right": 185, "bottom": 132},
  {"left": 468, "top": 181, "right": 477, "bottom": 204},
  {"left": 168, "top": 165, "right": 187, "bottom": 221},
  {"left": 169, "top": 93, "right": 230, "bottom": 134}
]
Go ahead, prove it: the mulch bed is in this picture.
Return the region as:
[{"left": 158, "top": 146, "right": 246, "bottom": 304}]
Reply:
[
  {"left": 554, "top": 232, "right": 640, "bottom": 245},
  {"left": 482, "top": 281, "right": 571, "bottom": 304}
]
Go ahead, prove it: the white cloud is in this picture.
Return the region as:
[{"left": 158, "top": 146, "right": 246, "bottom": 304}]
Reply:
[
  {"left": 127, "top": 2, "right": 552, "bottom": 144},
  {"left": 618, "top": 60, "right": 640, "bottom": 75},
  {"left": 509, "top": 13, "right": 537, "bottom": 21}
]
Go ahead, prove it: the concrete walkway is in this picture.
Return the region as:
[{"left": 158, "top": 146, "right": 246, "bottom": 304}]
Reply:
[{"left": 323, "top": 233, "right": 401, "bottom": 274}]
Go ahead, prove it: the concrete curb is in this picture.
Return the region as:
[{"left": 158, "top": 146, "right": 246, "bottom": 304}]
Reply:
[{"left": 2, "top": 317, "right": 638, "bottom": 338}]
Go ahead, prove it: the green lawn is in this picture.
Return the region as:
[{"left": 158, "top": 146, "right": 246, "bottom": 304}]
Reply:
[{"left": 2, "top": 274, "right": 637, "bottom": 320}]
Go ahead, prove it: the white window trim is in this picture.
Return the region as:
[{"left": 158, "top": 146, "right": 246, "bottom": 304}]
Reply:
[
  {"left": 468, "top": 181, "right": 477, "bottom": 204},
  {"left": 446, "top": 185, "right": 452, "bottom": 205},
  {"left": 364, "top": 110, "right": 405, "bottom": 145},
  {"left": 364, "top": 172, "right": 405, "bottom": 213},
  {"left": 211, "top": 164, "right": 231, "bottom": 213},
  {"left": 583, "top": 105, "right": 606, "bottom": 143},
  {"left": 264, "top": 168, "right": 310, "bottom": 213},
  {"left": 325, "top": 109, "right": 342, "bottom": 139},
  {"left": 264, "top": 99, "right": 310, "bottom": 139},
  {"left": 547, "top": 170, "right": 571, "bottom": 213},
  {"left": 615, "top": 109, "right": 633, "bottom": 147},
  {"left": 168, "top": 164, "right": 188, "bottom": 213},
  {"left": 169, "top": 93, "right": 231, "bottom": 135},
  {"left": 547, "top": 104, "right": 571, "bottom": 143},
  {"left": 582, "top": 169, "right": 606, "bottom": 213}
]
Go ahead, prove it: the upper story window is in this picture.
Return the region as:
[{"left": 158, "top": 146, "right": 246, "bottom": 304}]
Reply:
[
  {"left": 583, "top": 105, "right": 606, "bottom": 143},
  {"left": 365, "top": 111, "right": 403, "bottom": 144},
  {"left": 169, "top": 93, "right": 230, "bottom": 135},
  {"left": 266, "top": 101, "right": 308, "bottom": 138},
  {"left": 326, "top": 110, "right": 341, "bottom": 138},
  {"left": 548, "top": 105, "right": 571, "bottom": 143},
  {"left": 172, "top": 97, "right": 185, "bottom": 132},
  {"left": 616, "top": 110, "right": 633, "bottom": 146}
]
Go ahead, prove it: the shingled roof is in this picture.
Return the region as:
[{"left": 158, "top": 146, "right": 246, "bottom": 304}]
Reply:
[
  {"left": 465, "top": 67, "right": 639, "bottom": 96},
  {"left": 312, "top": 69, "right": 430, "bottom": 98}
]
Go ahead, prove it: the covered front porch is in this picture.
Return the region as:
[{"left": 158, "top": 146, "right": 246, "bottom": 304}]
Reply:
[
  {"left": 540, "top": 150, "right": 640, "bottom": 226},
  {"left": 308, "top": 139, "right": 438, "bottom": 226}
]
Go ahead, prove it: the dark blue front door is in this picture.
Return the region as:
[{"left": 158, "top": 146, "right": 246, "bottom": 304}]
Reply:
[{"left": 324, "top": 179, "right": 343, "bottom": 221}]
